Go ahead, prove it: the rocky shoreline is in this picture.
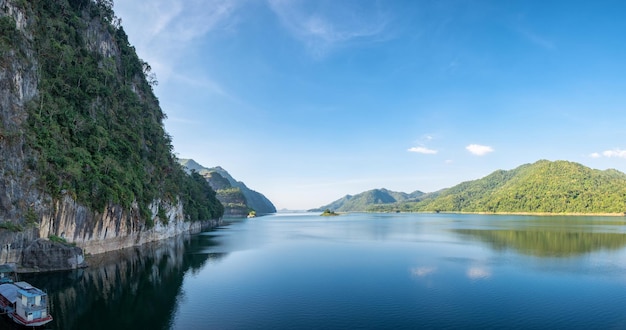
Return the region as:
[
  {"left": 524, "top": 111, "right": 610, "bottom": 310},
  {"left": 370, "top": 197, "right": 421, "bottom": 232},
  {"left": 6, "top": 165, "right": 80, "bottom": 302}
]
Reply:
[{"left": 1, "top": 217, "right": 221, "bottom": 273}]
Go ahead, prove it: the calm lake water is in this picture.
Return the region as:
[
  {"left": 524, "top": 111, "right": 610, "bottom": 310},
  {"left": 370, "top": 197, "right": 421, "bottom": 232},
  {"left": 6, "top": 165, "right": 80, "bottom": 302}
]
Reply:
[{"left": 5, "top": 213, "right": 626, "bottom": 329}]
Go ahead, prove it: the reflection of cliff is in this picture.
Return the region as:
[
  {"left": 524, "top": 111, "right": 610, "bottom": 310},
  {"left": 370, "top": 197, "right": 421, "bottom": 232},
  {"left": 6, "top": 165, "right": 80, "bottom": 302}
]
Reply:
[
  {"left": 19, "top": 233, "right": 227, "bottom": 330},
  {"left": 454, "top": 229, "right": 626, "bottom": 257}
]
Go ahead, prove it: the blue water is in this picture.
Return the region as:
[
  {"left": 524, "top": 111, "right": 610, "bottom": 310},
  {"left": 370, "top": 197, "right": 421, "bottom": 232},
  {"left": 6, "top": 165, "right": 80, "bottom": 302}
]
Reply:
[
  {"left": 9, "top": 213, "right": 626, "bottom": 329},
  {"left": 170, "top": 213, "right": 626, "bottom": 329}
]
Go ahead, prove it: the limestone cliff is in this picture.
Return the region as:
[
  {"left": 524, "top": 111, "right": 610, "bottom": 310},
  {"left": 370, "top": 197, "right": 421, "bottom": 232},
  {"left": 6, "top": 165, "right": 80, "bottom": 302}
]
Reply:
[
  {"left": 204, "top": 172, "right": 250, "bottom": 217},
  {"left": 0, "top": 0, "right": 223, "bottom": 270},
  {"left": 180, "top": 159, "right": 277, "bottom": 216}
]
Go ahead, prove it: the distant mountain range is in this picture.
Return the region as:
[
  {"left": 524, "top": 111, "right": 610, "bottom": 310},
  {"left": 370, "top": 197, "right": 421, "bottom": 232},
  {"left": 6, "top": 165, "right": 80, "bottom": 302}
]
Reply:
[
  {"left": 179, "top": 159, "right": 276, "bottom": 216},
  {"left": 315, "top": 160, "right": 626, "bottom": 215}
]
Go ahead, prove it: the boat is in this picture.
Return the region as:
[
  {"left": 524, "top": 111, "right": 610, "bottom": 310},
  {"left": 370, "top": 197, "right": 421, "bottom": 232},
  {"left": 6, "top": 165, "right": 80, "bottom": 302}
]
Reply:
[{"left": 0, "top": 265, "right": 53, "bottom": 327}]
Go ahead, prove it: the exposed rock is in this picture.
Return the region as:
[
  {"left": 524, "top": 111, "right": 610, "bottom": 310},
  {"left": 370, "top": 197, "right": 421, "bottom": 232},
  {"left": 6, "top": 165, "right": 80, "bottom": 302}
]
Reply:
[{"left": 20, "top": 239, "right": 86, "bottom": 272}]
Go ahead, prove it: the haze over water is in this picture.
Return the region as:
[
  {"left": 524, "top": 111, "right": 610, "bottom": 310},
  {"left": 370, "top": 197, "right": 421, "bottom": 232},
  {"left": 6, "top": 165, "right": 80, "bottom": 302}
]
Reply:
[{"left": 13, "top": 213, "right": 626, "bottom": 329}]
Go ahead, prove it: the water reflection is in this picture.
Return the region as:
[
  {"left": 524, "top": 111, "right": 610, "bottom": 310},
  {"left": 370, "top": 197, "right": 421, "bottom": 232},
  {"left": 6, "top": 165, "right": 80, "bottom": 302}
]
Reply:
[
  {"left": 12, "top": 229, "right": 227, "bottom": 330},
  {"left": 454, "top": 224, "right": 626, "bottom": 257},
  {"left": 4, "top": 215, "right": 626, "bottom": 329}
]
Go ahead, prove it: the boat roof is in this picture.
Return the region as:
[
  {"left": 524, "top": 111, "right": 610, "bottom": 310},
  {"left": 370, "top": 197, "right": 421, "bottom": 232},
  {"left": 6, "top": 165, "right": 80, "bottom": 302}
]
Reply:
[
  {"left": 14, "top": 281, "right": 46, "bottom": 297},
  {"left": 14, "top": 281, "right": 35, "bottom": 290},
  {"left": 0, "top": 283, "right": 19, "bottom": 303},
  {"left": 0, "top": 282, "right": 47, "bottom": 301}
]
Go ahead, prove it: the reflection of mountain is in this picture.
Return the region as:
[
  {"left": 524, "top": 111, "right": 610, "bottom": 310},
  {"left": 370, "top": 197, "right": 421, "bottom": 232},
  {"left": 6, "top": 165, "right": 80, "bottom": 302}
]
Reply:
[
  {"left": 18, "top": 233, "right": 227, "bottom": 330},
  {"left": 455, "top": 229, "right": 626, "bottom": 257}
]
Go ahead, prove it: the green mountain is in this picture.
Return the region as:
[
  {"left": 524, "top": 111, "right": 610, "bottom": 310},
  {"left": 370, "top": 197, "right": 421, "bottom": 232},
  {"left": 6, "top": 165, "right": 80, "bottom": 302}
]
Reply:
[
  {"left": 179, "top": 159, "right": 276, "bottom": 216},
  {"left": 311, "top": 188, "right": 424, "bottom": 212},
  {"left": 374, "top": 160, "right": 626, "bottom": 214},
  {"left": 0, "top": 0, "right": 222, "bottom": 228}
]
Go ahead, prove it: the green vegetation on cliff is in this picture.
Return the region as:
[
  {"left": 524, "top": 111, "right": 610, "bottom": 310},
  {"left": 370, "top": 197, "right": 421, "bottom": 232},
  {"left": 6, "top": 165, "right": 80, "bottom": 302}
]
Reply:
[
  {"left": 5, "top": 0, "right": 222, "bottom": 223},
  {"left": 179, "top": 159, "right": 276, "bottom": 216}
]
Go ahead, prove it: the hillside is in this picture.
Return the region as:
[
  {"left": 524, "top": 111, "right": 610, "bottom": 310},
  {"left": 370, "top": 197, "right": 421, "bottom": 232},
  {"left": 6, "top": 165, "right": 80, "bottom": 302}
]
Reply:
[
  {"left": 375, "top": 160, "right": 626, "bottom": 214},
  {"left": 0, "top": 0, "right": 223, "bottom": 265},
  {"left": 180, "top": 159, "right": 276, "bottom": 216},
  {"left": 312, "top": 188, "right": 424, "bottom": 212}
]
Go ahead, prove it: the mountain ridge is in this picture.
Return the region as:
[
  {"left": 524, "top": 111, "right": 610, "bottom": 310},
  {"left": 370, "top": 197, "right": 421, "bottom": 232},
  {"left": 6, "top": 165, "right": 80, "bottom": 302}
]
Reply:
[
  {"left": 179, "top": 159, "right": 277, "bottom": 216},
  {"left": 318, "top": 160, "right": 626, "bottom": 215},
  {"left": 311, "top": 188, "right": 424, "bottom": 212}
]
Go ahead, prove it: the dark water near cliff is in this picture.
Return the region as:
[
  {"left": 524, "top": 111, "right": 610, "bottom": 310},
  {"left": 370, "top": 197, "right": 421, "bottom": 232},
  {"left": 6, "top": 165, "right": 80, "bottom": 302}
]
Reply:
[{"left": 4, "top": 213, "right": 626, "bottom": 329}]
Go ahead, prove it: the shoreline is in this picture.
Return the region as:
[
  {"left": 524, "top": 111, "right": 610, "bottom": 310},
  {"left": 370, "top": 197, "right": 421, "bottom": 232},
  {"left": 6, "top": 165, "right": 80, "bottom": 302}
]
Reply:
[{"left": 373, "top": 211, "right": 626, "bottom": 217}]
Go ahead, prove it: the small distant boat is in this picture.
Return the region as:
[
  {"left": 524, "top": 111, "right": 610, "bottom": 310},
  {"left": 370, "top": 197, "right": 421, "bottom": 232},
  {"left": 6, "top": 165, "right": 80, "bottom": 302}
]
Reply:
[{"left": 0, "top": 265, "right": 53, "bottom": 327}]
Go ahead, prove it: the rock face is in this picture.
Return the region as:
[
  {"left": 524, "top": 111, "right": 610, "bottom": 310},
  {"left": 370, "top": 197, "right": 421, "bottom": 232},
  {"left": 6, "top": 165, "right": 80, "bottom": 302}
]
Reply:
[
  {"left": 21, "top": 239, "right": 86, "bottom": 271},
  {"left": 0, "top": 0, "right": 43, "bottom": 223},
  {"left": 180, "top": 159, "right": 277, "bottom": 216},
  {"left": 37, "top": 195, "right": 219, "bottom": 255},
  {"left": 0, "top": 1, "right": 223, "bottom": 271}
]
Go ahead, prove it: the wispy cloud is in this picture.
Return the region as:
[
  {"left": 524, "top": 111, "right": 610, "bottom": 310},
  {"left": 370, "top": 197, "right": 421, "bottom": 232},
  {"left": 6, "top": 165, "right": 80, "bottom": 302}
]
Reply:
[
  {"left": 171, "top": 73, "right": 230, "bottom": 98},
  {"left": 114, "top": 0, "right": 240, "bottom": 83},
  {"left": 590, "top": 149, "right": 626, "bottom": 159},
  {"left": 517, "top": 27, "right": 556, "bottom": 50},
  {"left": 267, "top": 0, "right": 390, "bottom": 57},
  {"left": 408, "top": 146, "right": 438, "bottom": 154},
  {"left": 466, "top": 144, "right": 494, "bottom": 156}
]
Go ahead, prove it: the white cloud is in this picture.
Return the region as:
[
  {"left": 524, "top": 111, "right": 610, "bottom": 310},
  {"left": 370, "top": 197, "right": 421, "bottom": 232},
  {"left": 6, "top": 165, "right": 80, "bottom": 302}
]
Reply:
[
  {"left": 267, "top": 0, "right": 390, "bottom": 57},
  {"left": 408, "top": 146, "right": 438, "bottom": 155},
  {"left": 466, "top": 144, "right": 494, "bottom": 156},
  {"left": 603, "top": 149, "right": 626, "bottom": 158},
  {"left": 589, "top": 149, "right": 626, "bottom": 159}
]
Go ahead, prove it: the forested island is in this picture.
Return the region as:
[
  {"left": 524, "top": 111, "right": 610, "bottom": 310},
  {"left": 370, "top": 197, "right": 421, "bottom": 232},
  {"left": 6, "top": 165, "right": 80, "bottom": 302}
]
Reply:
[{"left": 320, "top": 209, "right": 340, "bottom": 216}]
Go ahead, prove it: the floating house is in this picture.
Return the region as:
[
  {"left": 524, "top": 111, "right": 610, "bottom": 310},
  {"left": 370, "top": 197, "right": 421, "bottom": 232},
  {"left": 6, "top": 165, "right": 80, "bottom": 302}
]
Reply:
[{"left": 0, "top": 280, "right": 53, "bottom": 327}]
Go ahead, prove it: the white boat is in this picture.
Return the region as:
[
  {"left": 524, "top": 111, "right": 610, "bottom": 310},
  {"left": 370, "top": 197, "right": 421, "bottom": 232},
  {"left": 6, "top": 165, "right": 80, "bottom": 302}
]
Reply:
[{"left": 0, "top": 280, "right": 53, "bottom": 327}]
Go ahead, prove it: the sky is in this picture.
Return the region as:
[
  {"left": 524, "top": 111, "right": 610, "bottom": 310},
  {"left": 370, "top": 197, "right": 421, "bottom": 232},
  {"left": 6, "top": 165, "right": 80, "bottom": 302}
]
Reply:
[{"left": 113, "top": 0, "right": 626, "bottom": 210}]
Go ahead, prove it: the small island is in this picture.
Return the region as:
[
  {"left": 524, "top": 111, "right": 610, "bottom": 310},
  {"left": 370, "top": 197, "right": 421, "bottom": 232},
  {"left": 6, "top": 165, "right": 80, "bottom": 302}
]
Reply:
[{"left": 320, "top": 209, "right": 340, "bottom": 216}]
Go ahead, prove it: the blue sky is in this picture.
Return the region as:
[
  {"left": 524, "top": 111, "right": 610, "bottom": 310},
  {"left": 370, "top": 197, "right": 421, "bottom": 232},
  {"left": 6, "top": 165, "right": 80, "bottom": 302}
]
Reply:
[{"left": 114, "top": 0, "right": 626, "bottom": 210}]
